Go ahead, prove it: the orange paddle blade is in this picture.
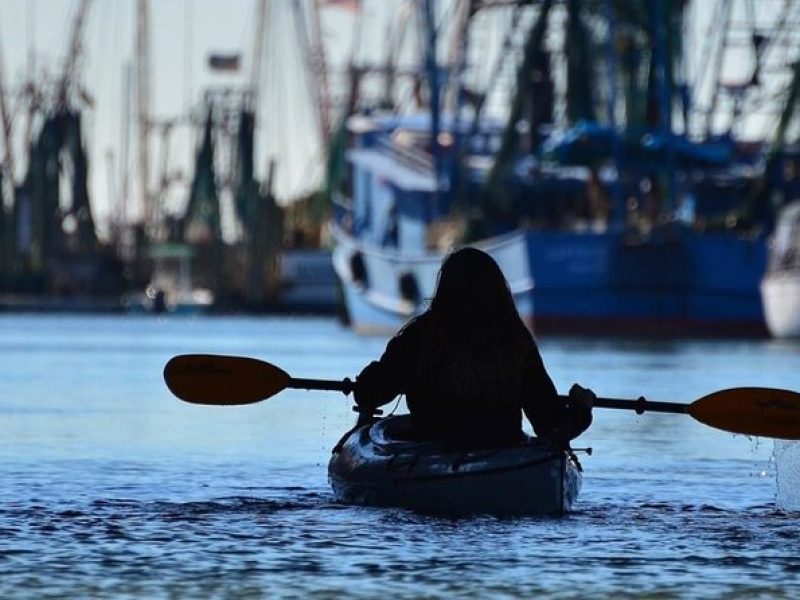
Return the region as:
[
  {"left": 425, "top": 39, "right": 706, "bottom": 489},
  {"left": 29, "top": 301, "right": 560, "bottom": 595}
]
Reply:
[
  {"left": 164, "top": 354, "right": 290, "bottom": 405},
  {"left": 688, "top": 387, "right": 800, "bottom": 440}
]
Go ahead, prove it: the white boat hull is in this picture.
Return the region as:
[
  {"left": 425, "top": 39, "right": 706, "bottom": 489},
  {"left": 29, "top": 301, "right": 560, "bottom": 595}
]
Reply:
[
  {"left": 760, "top": 272, "right": 800, "bottom": 338},
  {"left": 331, "top": 225, "right": 535, "bottom": 334}
]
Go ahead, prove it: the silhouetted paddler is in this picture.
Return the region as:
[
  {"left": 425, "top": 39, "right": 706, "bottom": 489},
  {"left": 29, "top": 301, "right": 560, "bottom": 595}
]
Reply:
[{"left": 354, "top": 247, "right": 593, "bottom": 448}]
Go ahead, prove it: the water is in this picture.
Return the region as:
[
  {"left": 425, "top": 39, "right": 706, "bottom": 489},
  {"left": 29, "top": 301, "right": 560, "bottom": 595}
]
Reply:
[
  {"left": 2, "top": 314, "right": 800, "bottom": 598},
  {"left": 776, "top": 441, "right": 800, "bottom": 512}
]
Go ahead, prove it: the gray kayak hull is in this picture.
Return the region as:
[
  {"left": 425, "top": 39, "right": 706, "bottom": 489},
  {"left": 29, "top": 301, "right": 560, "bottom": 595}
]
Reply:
[{"left": 328, "top": 415, "right": 582, "bottom": 516}]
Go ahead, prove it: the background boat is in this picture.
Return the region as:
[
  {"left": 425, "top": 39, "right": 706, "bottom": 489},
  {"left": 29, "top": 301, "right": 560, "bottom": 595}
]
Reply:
[
  {"left": 761, "top": 201, "right": 800, "bottom": 337},
  {"left": 327, "top": 0, "right": 800, "bottom": 337},
  {"left": 3, "top": 0, "right": 800, "bottom": 335},
  {"left": 122, "top": 243, "right": 214, "bottom": 315},
  {"left": 0, "top": 1, "right": 339, "bottom": 316},
  {"left": 332, "top": 218, "right": 533, "bottom": 332}
]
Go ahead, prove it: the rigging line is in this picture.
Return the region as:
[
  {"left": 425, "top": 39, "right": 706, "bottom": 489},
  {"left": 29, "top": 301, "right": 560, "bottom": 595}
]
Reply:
[
  {"left": 738, "top": 86, "right": 792, "bottom": 117},
  {"left": 290, "top": 145, "right": 324, "bottom": 199},
  {"left": 272, "top": 67, "right": 296, "bottom": 220},
  {"left": 381, "top": 0, "right": 415, "bottom": 109},
  {"left": 466, "top": 2, "right": 527, "bottom": 137},
  {"left": 693, "top": 0, "right": 726, "bottom": 111},
  {"left": 274, "top": 3, "right": 293, "bottom": 201},
  {"left": 757, "top": 0, "right": 794, "bottom": 68},
  {"left": 744, "top": 0, "right": 799, "bottom": 134},
  {"left": 292, "top": 28, "right": 321, "bottom": 200},
  {"left": 262, "top": 1, "right": 275, "bottom": 143},
  {"left": 435, "top": 0, "right": 459, "bottom": 47},
  {"left": 292, "top": 0, "right": 326, "bottom": 148},
  {"left": 27, "top": 0, "right": 36, "bottom": 81},
  {"left": 184, "top": 0, "right": 193, "bottom": 118},
  {"left": 694, "top": 0, "right": 796, "bottom": 132},
  {"left": 349, "top": 0, "right": 364, "bottom": 69},
  {"left": 87, "top": 1, "right": 117, "bottom": 215},
  {"left": 288, "top": 34, "right": 305, "bottom": 167},
  {"left": 395, "top": 74, "right": 421, "bottom": 114},
  {"left": 704, "top": 0, "right": 734, "bottom": 135},
  {"left": 58, "top": 1, "right": 80, "bottom": 85}
]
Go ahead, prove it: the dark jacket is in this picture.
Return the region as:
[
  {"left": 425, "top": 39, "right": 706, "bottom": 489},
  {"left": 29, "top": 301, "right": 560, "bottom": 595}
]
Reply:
[{"left": 354, "top": 313, "right": 591, "bottom": 447}]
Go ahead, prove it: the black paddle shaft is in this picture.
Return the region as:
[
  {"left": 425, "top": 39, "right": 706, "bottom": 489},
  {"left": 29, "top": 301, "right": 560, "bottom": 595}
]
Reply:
[
  {"left": 287, "top": 378, "right": 686, "bottom": 415},
  {"left": 592, "top": 396, "right": 688, "bottom": 415},
  {"left": 289, "top": 377, "right": 354, "bottom": 395}
]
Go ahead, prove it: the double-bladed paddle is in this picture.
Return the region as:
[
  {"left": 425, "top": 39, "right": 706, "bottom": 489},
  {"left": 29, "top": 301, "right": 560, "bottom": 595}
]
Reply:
[{"left": 163, "top": 353, "right": 800, "bottom": 440}]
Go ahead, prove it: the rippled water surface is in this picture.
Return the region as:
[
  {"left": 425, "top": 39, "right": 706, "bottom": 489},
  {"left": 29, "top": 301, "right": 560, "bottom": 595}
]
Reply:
[{"left": 3, "top": 314, "right": 800, "bottom": 598}]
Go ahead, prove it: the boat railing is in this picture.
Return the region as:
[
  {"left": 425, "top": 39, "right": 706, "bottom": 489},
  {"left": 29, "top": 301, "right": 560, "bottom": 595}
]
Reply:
[{"left": 375, "top": 136, "right": 434, "bottom": 173}]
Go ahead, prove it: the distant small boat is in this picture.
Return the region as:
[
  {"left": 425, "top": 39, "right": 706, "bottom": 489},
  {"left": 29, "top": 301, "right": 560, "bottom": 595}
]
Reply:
[
  {"left": 124, "top": 283, "right": 214, "bottom": 315},
  {"left": 761, "top": 201, "right": 800, "bottom": 338},
  {"left": 124, "top": 243, "right": 214, "bottom": 315},
  {"left": 328, "top": 414, "right": 582, "bottom": 516}
]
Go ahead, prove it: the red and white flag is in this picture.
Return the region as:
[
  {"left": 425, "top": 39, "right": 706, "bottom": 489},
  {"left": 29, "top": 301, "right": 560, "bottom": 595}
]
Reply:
[{"left": 320, "top": 0, "right": 360, "bottom": 11}]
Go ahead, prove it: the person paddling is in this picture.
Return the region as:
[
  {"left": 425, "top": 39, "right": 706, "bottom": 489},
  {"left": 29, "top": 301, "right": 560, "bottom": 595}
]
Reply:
[{"left": 353, "top": 247, "right": 594, "bottom": 449}]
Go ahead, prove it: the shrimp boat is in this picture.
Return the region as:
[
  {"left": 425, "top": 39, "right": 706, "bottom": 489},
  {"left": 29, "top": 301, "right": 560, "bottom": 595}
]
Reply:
[
  {"left": 325, "top": 1, "right": 800, "bottom": 338},
  {"left": 328, "top": 414, "right": 582, "bottom": 516}
]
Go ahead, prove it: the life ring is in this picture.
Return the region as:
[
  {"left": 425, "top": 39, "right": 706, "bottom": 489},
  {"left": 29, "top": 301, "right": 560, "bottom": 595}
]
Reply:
[
  {"left": 350, "top": 252, "right": 368, "bottom": 287},
  {"left": 398, "top": 271, "right": 420, "bottom": 304}
]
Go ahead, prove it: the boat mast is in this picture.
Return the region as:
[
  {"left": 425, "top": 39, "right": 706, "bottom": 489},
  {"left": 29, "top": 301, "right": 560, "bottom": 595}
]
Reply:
[
  {"left": 381, "top": 0, "right": 415, "bottom": 110},
  {"left": 652, "top": 0, "right": 675, "bottom": 210},
  {"left": 483, "top": 0, "right": 552, "bottom": 213},
  {"left": 250, "top": 0, "right": 268, "bottom": 112},
  {"left": 59, "top": 0, "right": 97, "bottom": 254},
  {"left": 292, "top": 0, "right": 331, "bottom": 151},
  {"left": 0, "top": 35, "right": 16, "bottom": 210},
  {"left": 56, "top": 0, "right": 93, "bottom": 111},
  {"left": 308, "top": 0, "right": 332, "bottom": 146},
  {"left": 421, "top": 0, "right": 443, "bottom": 194},
  {"left": 119, "top": 62, "right": 132, "bottom": 232},
  {"left": 700, "top": 0, "right": 732, "bottom": 137},
  {"left": 136, "top": 0, "right": 152, "bottom": 235}
]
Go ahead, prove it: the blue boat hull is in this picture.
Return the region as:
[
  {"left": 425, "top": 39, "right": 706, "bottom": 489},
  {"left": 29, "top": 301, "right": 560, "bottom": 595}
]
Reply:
[{"left": 526, "top": 229, "right": 768, "bottom": 336}]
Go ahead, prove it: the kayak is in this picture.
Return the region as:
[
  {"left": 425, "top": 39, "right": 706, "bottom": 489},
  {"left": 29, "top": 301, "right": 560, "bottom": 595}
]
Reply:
[{"left": 328, "top": 414, "right": 583, "bottom": 516}]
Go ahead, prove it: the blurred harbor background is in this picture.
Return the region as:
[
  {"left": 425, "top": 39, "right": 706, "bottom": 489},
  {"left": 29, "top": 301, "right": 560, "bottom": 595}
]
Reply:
[
  {"left": 3, "top": 3, "right": 800, "bottom": 595},
  {"left": 2, "top": 1, "right": 800, "bottom": 338},
  {"left": 0, "top": 0, "right": 349, "bottom": 315}
]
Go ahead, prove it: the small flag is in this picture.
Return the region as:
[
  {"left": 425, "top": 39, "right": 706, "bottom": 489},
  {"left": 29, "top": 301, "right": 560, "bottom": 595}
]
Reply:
[
  {"left": 208, "top": 53, "right": 241, "bottom": 72},
  {"left": 321, "top": 0, "right": 359, "bottom": 11}
]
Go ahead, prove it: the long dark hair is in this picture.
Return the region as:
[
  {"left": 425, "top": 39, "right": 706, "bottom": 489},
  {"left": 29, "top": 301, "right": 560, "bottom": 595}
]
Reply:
[
  {"left": 417, "top": 247, "right": 533, "bottom": 404},
  {"left": 428, "top": 247, "right": 529, "bottom": 339}
]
